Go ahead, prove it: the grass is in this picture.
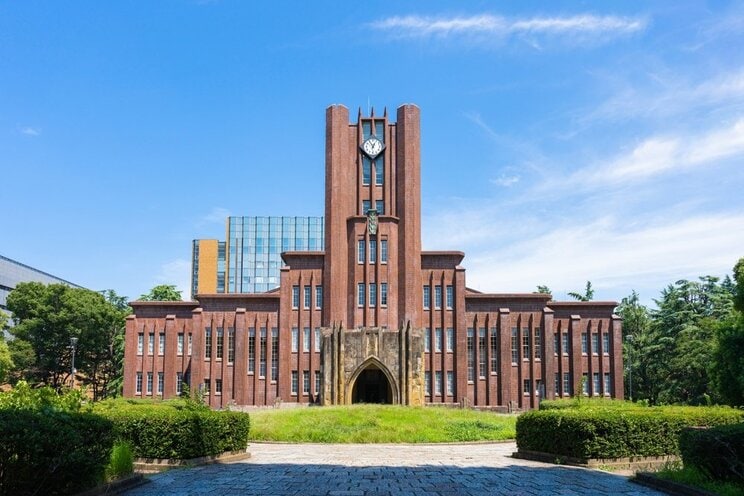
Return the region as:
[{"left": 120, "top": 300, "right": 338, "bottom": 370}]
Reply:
[
  {"left": 248, "top": 404, "right": 517, "bottom": 443},
  {"left": 654, "top": 463, "right": 744, "bottom": 496},
  {"left": 105, "top": 441, "right": 134, "bottom": 481}
]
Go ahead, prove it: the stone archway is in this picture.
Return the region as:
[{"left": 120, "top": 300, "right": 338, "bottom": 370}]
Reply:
[{"left": 347, "top": 357, "right": 398, "bottom": 404}]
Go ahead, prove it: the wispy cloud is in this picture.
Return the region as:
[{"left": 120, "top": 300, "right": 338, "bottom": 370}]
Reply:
[
  {"left": 370, "top": 14, "right": 647, "bottom": 44},
  {"left": 19, "top": 126, "right": 41, "bottom": 136},
  {"left": 491, "top": 174, "right": 520, "bottom": 187},
  {"left": 199, "top": 207, "right": 230, "bottom": 226},
  {"left": 155, "top": 258, "right": 191, "bottom": 300}
]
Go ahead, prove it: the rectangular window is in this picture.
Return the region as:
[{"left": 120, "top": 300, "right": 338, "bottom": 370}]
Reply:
[
  {"left": 303, "top": 327, "right": 310, "bottom": 352},
  {"left": 292, "top": 286, "right": 299, "bottom": 308},
  {"left": 467, "top": 328, "right": 475, "bottom": 381},
  {"left": 188, "top": 334, "right": 192, "bottom": 356},
  {"left": 215, "top": 378, "right": 222, "bottom": 395},
  {"left": 228, "top": 327, "right": 235, "bottom": 362},
  {"left": 292, "top": 327, "right": 299, "bottom": 353},
  {"left": 216, "top": 327, "right": 224, "bottom": 359},
  {"left": 376, "top": 200, "right": 384, "bottom": 215},
  {"left": 603, "top": 333, "right": 610, "bottom": 355},
  {"left": 511, "top": 327, "right": 519, "bottom": 364},
  {"left": 604, "top": 373, "right": 611, "bottom": 395},
  {"left": 369, "top": 237, "right": 377, "bottom": 264},
  {"left": 148, "top": 334, "right": 154, "bottom": 355},
  {"left": 554, "top": 373, "right": 560, "bottom": 395},
  {"left": 592, "top": 333, "right": 599, "bottom": 355},
  {"left": 582, "top": 373, "right": 589, "bottom": 395},
  {"left": 304, "top": 286, "right": 311, "bottom": 309},
  {"left": 425, "top": 371, "right": 431, "bottom": 396},
  {"left": 522, "top": 328, "right": 530, "bottom": 360},
  {"left": 137, "top": 333, "right": 143, "bottom": 355},
  {"left": 423, "top": 286, "right": 431, "bottom": 309},
  {"left": 362, "top": 200, "right": 371, "bottom": 214},
  {"left": 554, "top": 333, "right": 559, "bottom": 356},
  {"left": 478, "top": 327, "right": 487, "bottom": 379},
  {"left": 562, "top": 333, "right": 569, "bottom": 356},
  {"left": 291, "top": 371, "right": 298, "bottom": 395},
  {"left": 158, "top": 372, "right": 164, "bottom": 394},
  {"left": 259, "top": 328, "right": 267, "bottom": 378},
  {"left": 315, "top": 370, "right": 321, "bottom": 395},
  {"left": 563, "top": 372, "right": 571, "bottom": 396},
  {"left": 136, "top": 372, "right": 142, "bottom": 394},
  {"left": 362, "top": 156, "right": 371, "bottom": 185},
  {"left": 446, "top": 285, "right": 453, "bottom": 309},
  {"left": 380, "top": 239, "right": 388, "bottom": 263},
  {"left": 369, "top": 283, "right": 377, "bottom": 307},
  {"left": 158, "top": 333, "right": 165, "bottom": 355},
  {"left": 581, "top": 333, "right": 588, "bottom": 354},
  {"left": 303, "top": 371, "right": 310, "bottom": 395},
  {"left": 314, "top": 327, "right": 321, "bottom": 352},
  {"left": 205, "top": 327, "right": 212, "bottom": 359},
  {"left": 146, "top": 372, "right": 153, "bottom": 394},
  {"left": 446, "top": 328, "right": 454, "bottom": 352},
  {"left": 490, "top": 327, "right": 499, "bottom": 373},
  {"left": 446, "top": 371, "right": 454, "bottom": 396},
  {"left": 435, "top": 371, "right": 442, "bottom": 395},
  {"left": 380, "top": 283, "right": 388, "bottom": 306},
  {"left": 248, "top": 327, "right": 255, "bottom": 373},
  {"left": 434, "top": 285, "right": 442, "bottom": 309},
  {"left": 424, "top": 328, "right": 431, "bottom": 352},
  {"left": 435, "top": 328, "right": 442, "bottom": 352},
  {"left": 523, "top": 379, "right": 531, "bottom": 395},
  {"left": 271, "top": 328, "right": 279, "bottom": 381},
  {"left": 204, "top": 378, "right": 211, "bottom": 395},
  {"left": 534, "top": 328, "right": 541, "bottom": 359},
  {"left": 593, "top": 372, "right": 600, "bottom": 395},
  {"left": 357, "top": 283, "right": 365, "bottom": 306},
  {"left": 358, "top": 239, "right": 365, "bottom": 264},
  {"left": 375, "top": 157, "right": 384, "bottom": 185},
  {"left": 177, "top": 372, "right": 183, "bottom": 395},
  {"left": 177, "top": 333, "right": 184, "bottom": 355},
  {"left": 315, "top": 286, "right": 323, "bottom": 310}
]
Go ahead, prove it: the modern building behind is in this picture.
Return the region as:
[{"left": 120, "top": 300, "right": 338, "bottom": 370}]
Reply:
[
  {"left": 192, "top": 216, "right": 324, "bottom": 297},
  {"left": 126, "top": 104, "right": 624, "bottom": 410}
]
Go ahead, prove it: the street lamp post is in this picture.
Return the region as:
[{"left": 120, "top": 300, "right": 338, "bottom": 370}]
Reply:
[
  {"left": 625, "top": 335, "right": 633, "bottom": 402},
  {"left": 70, "top": 337, "right": 78, "bottom": 388}
]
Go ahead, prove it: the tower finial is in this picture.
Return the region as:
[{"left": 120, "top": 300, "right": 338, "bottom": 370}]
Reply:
[{"left": 383, "top": 106, "right": 388, "bottom": 118}]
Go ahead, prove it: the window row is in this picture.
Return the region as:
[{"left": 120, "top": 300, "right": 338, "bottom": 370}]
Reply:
[
  {"left": 290, "top": 327, "right": 323, "bottom": 353},
  {"left": 135, "top": 371, "right": 189, "bottom": 395},
  {"left": 423, "top": 370, "right": 454, "bottom": 397},
  {"left": 362, "top": 200, "right": 385, "bottom": 215},
  {"left": 290, "top": 370, "right": 322, "bottom": 396},
  {"left": 357, "top": 237, "right": 389, "bottom": 264},
  {"left": 423, "top": 285, "right": 454, "bottom": 310},
  {"left": 292, "top": 285, "right": 323, "bottom": 310},
  {"left": 246, "top": 327, "right": 279, "bottom": 380},
  {"left": 510, "top": 327, "right": 542, "bottom": 364},
  {"left": 551, "top": 331, "right": 611, "bottom": 356},
  {"left": 361, "top": 156, "right": 384, "bottom": 186},
  {"left": 204, "top": 327, "right": 236, "bottom": 362},
  {"left": 467, "top": 327, "right": 500, "bottom": 381},
  {"left": 137, "top": 332, "right": 194, "bottom": 357},
  {"left": 356, "top": 282, "right": 389, "bottom": 307}
]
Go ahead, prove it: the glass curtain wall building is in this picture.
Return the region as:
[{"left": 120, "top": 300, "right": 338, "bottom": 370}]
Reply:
[{"left": 192, "top": 216, "right": 324, "bottom": 297}]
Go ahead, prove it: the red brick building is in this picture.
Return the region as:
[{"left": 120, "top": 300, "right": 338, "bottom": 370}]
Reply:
[{"left": 123, "top": 104, "right": 624, "bottom": 409}]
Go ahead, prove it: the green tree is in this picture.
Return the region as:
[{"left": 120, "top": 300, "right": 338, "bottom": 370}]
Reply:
[
  {"left": 99, "top": 290, "right": 131, "bottom": 398},
  {"left": 0, "top": 338, "right": 13, "bottom": 384},
  {"left": 536, "top": 285, "right": 552, "bottom": 295},
  {"left": 616, "top": 290, "right": 651, "bottom": 401},
  {"left": 710, "top": 257, "right": 744, "bottom": 405},
  {"left": 7, "top": 338, "right": 35, "bottom": 383},
  {"left": 138, "top": 284, "right": 182, "bottom": 301},
  {"left": 568, "top": 281, "right": 594, "bottom": 301}
]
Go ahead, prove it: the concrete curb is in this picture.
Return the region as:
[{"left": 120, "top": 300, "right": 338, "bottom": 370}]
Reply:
[
  {"left": 134, "top": 449, "right": 251, "bottom": 473},
  {"left": 512, "top": 449, "right": 679, "bottom": 471}
]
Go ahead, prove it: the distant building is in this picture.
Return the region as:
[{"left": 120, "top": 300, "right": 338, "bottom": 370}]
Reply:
[
  {"left": 192, "top": 216, "right": 324, "bottom": 297},
  {"left": 125, "top": 105, "right": 624, "bottom": 410}
]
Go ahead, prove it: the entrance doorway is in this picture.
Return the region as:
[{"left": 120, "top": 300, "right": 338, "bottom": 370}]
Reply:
[{"left": 351, "top": 366, "right": 392, "bottom": 404}]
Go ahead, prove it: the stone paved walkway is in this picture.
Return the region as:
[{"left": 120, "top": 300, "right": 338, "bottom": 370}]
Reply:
[{"left": 124, "top": 442, "right": 663, "bottom": 496}]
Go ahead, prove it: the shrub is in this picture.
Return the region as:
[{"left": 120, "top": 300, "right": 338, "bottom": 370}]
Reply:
[
  {"left": 679, "top": 423, "right": 744, "bottom": 484},
  {"left": 0, "top": 409, "right": 114, "bottom": 496},
  {"left": 106, "top": 441, "right": 134, "bottom": 480},
  {"left": 96, "top": 401, "right": 250, "bottom": 459},
  {"left": 0, "top": 380, "right": 88, "bottom": 412},
  {"left": 516, "top": 406, "right": 744, "bottom": 459},
  {"left": 539, "top": 397, "right": 644, "bottom": 411}
]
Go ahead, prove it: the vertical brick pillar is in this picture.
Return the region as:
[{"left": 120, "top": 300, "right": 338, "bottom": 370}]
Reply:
[
  {"left": 123, "top": 315, "right": 137, "bottom": 397},
  {"left": 542, "top": 307, "right": 555, "bottom": 400},
  {"left": 498, "top": 308, "right": 512, "bottom": 408},
  {"left": 570, "top": 314, "right": 583, "bottom": 396},
  {"left": 611, "top": 314, "right": 624, "bottom": 399}
]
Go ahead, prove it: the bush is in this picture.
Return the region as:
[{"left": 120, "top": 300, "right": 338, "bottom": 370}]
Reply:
[
  {"left": 679, "top": 423, "right": 744, "bottom": 485},
  {"left": 106, "top": 441, "right": 134, "bottom": 480},
  {"left": 0, "top": 380, "right": 87, "bottom": 412},
  {"left": 539, "top": 397, "right": 644, "bottom": 411},
  {"left": 95, "top": 401, "right": 250, "bottom": 459},
  {"left": 0, "top": 409, "right": 114, "bottom": 496},
  {"left": 516, "top": 406, "right": 744, "bottom": 459}
]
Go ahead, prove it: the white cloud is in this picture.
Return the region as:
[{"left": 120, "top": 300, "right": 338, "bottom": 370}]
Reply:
[
  {"left": 19, "top": 126, "right": 41, "bottom": 136},
  {"left": 491, "top": 174, "right": 520, "bottom": 187},
  {"left": 155, "top": 259, "right": 191, "bottom": 300},
  {"left": 200, "top": 207, "right": 230, "bottom": 225},
  {"left": 370, "top": 14, "right": 647, "bottom": 42}
]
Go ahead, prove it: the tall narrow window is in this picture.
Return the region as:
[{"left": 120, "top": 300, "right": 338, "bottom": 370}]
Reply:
[
  {"left": 425, "top": 371, "right": 431, "bottom": 396},
  {"left": 357, "top": 283, "right": 365, "bottom": 306},
  {"left": 216, "top": 327, "right": 224, "bottom": 359},
  {"left": 369, "top": 237, "right": 377, "bottom": 263},
  {"left": 423, "top": 286, "right": 431, "bottom": 309},
  {"left": 146, "top": 372, "right": 153, "bottom": 394},
  {"left": 271, "top": 328, "right": 278, "bottom": 381},
  {"left": 148, "top": 334, "right": 154, "bottom": 355},
  {"left": 467, "top": 328, "right": 475, "bottom": 381},
  {"left": 304, "top": 286, "right": 311, "bottom": 309},
  {"left": 228, "top": 327, "right": 235, "bottom": 363},
  {"left": 424, "top": 328, "right": 431, "bottom": 352},
  {"left": 357, "top": 240, "right": 365, "bottom": 264},
  {"left": 562, "top": 333, "right": 569, "bottom": 356},
  {"left": 137, "top": 333, "right": 143, "bottom": 355},
  {"left": 435, "top": 328, "right": 442, "bottom": 352},
  {"left": 303, "top": 371, "right": 310, "bottom": 395},
  {"left": 303, "top": 327, "right": 310, "bottom": 352},
  {"left": 176, "top": 372, "right": 183, "bottom": 395},
  {"left": 534, "top": 328, "right": 541, "bottom": 359},
  {"left": 369, "top": 283, "right": 377, "bottom": 307},
  {"left": 582, "top": 373, "right": 589, "bottom": 395},
  {"left": 434, "top": 286, "right": 442, "bottom": 309},
  {"left": 315, "top": 370, "right": 321, "bottom": 395},
  {"left": 435, "top": 371, "right": 442, "bottom": 395},
  {"left": 259, "top": 328, "right": 267, "bottom": 378},
  {"left": 188, "top": 334, "right": 192, "bottom": 355},
  {"left": 581, "top": 333, "right": 588, "bottom": 354},
  {"left": 478, "top": 327, "right": 487, "bottom": 379},
  {"left": 315, "top": 286, "right": 323, "bottom": 310},
  {"left": 314, "top": 327, "right": 321, "bottom": 352},
  {"left": 248, "top": 328, "right": 255, "bottom": 373},
  {"left": 602, "top": 333, "right": 610, "bottom": 355},
  {"left": 604, "top": 373, "right": 611, "bottom": 395},
  {"left": 158, "top": 372, "right": 164, "bottom": 394},
  {"left": 446, "top": 328, "right": 454, "bottom": 352},
  {"left": 593, "top": 372, "right": 600, "bottom": 395},
  {"left": 592, "top": 333, "right": 599, "bottom": 355},
  {"left": 554, "top": 373, "right": 560, "bottom": 395},
  {"left": 380, "top": 283, "right": 388, "bottom": 306},
  {"left": 446, "top": 371, "right": 454, "bottom": 395},
  {"left": 362, "top": 200, "right": 371, "bottom": 214},
  {"left": 158, "top": 333, "right": 165, "bottom": 355},
  {"left": 291, "top": 371, "right": 298, "bottom": 395},
  {"left": 523, "top": 379, "right": 531, "bottom": 395},
  {"left": 136, "top": 372, "right": 142, "bottom": 394},
  {"left": 375, "top": 157, "right": 384, "bottom": 185},
  {"left": 511, "top": 327, "right": 519, "bottom": 364},
  {"left": 563, "top": 372, "right": 571, "bottom": 396},
  {"left": 291, "top": 327, "right": 299, "bottom": 353},
  {"left": 522, "top": 328, "right": 530, "bottom": 360},
  {"left": 490, "top": 327, "right": 499, "bottom": 373},
  {"left": 215, "top": 378, "right": 222, "bottom": 395},
  {"left": 376, "top": 200, "right": 384, "bottom": 215},
  {"left": 380, "top": 239, "right": 388, "bottom": 263},
  {"left": 205, "top": 327, "right": 212, "bottom": 359},
  {"left": 362, "top": 156, "right": 371, "bottom": 185},
  {"left": 177, "top": 333, "right": 184, "bottom": 355},
  {"left": 446, "top": 285, "right": 453, "bottom": 309},
  {"left": 292, "top": 286, "right": 299, "bottom": 308}
]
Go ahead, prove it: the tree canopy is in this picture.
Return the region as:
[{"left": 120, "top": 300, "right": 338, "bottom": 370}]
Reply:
[
  {"left": 568, "top": 281, "right": 594, "bottom": 301},
  {"left": 138, "top": 284, "right": 183, "bottom": 302}
]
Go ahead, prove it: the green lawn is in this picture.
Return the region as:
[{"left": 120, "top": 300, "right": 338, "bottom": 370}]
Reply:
[
  {"left": 654, "top": 465, "right": 744, "bottom": 496},
  {"left": 248, "top": 404, "right": 517, "bottom": 443}
]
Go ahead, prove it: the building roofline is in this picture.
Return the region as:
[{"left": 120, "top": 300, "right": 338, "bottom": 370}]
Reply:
[
  {"left": 548, "top": 301, "right": 618, "bottom": 308},
  {"left": 0, "top": 254, "right": 83, "bottom": 289},
  {"left": 466, "top": 293, "right": 552, "bottom": 301},
  {"left": 196, "top": 293, "right": 281, "bottom": 300},
  {"left": 129, "top": 300, "right": 200, "bottom": 308}
]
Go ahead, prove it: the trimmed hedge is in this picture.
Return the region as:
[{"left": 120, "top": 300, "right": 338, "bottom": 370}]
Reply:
[
  {"left": 516, "top": 406, "right": 744, "bottom": 459},
  {"left": 98, "top": 404, "right": 250, "bottom": 459},
  {"left": 539, "top": 398, "right": 645, "bottom": 411},
  {"left": 0, "top": 409, "right": 114, "bottom": 496},
  {"left": 679, "top": 423, "right": 744, "bottom": 484}
]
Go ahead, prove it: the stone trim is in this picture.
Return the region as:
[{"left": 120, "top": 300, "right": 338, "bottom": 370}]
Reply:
[
  {"left": 133, "top": 449, "right": 251, "bottom": 473},
  {"left": 513, "top": 449, "right": 679, "bottom": 471}
]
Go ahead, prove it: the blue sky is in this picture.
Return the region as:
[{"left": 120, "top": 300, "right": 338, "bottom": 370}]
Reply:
[{"left": 2, "top": 1, "right": 743, "bottom": 306}]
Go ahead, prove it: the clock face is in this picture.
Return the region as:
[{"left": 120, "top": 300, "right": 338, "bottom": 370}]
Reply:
[{"left": 361, "top": 137, "right": 383, "bottom": 159}]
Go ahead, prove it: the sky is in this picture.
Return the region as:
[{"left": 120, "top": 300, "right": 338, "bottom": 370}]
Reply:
[{"left": 2, "top": 1, "right": 743, "bottom": 307}]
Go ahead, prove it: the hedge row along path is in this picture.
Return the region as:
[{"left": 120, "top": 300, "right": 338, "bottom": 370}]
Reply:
[{"left": 123, "top": 442, "right": 664, "bottom": 496}]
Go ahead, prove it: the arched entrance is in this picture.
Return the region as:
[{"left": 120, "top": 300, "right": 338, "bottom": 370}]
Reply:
[{"left": 351, "top": 364, "right": 393, "bottom": 404}]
